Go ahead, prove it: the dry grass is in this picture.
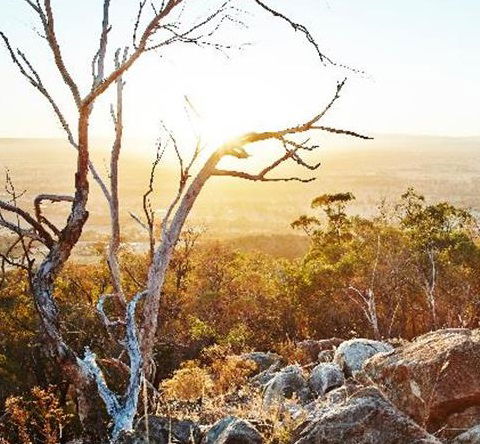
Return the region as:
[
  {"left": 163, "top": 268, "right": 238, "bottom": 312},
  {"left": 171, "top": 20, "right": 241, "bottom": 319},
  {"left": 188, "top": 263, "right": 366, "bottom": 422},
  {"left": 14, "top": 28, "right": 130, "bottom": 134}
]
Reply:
[{"left": 153, "top": 354, "right": 307, "bottom": 443}]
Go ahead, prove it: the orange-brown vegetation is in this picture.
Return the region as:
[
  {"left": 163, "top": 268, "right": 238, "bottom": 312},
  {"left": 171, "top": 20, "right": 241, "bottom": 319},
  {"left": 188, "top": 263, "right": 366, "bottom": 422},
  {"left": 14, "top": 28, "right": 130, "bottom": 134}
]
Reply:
[{"left": 1, "top": 188, "right": 480, "bottom": 441}]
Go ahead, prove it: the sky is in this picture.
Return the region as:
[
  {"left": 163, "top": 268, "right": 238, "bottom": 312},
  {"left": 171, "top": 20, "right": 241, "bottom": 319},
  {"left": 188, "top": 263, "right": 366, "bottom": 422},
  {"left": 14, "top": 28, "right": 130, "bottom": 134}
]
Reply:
[{"left": 0, "top": 0, "right": 479, "bottom": 150}]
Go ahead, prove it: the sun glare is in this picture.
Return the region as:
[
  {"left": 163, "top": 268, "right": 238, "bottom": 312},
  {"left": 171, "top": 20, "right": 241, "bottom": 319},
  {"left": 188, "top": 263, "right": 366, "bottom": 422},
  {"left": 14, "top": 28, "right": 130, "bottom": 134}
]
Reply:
[{"left": 2, "top": 2, "right": 480, "bottom": 442}]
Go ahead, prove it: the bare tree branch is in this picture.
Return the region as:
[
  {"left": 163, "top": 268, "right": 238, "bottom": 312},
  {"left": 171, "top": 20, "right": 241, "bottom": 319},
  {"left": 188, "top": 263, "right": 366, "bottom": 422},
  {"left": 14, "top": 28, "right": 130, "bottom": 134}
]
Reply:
[
  {"left": 0, "top": 32, "right": 112, "bottom": 202},
  {"left": 212, "top": 140, "right": 320, "bottom": 183},
  {"left": 311, "top": 125, "right": 373, "bottom": 140},
  {"left": 0, "top": 172, "right": 37, "bottom": 286},
  {"left": 0, "top": 199, "right": 54, "bottom": 248},
  {"left": 133, "top": 0, "right": 147, "bottom": 49},
  {"left": 253, "top": 0, "right": 365, "bottom": 74},
  {"left": 33, "top": 193, "right": 74, "bottom": 237},
  {"left": 129, "top": 211, "right": 149, "bottom": 232},
  {"left": 142, "top": 137, "right": 168, "bottom": 262},
  {"left": 160, "top": 140, "right": 201, "bottom": 240},
  {"left": 91, "top": 0, "right": 112, "bottom": 89},
  {"left": 0, "top": 217, "right": 43, "bottom": 244},
  {"left": 83, "top": 0, "right": 184, "bottom": 107},
  {"left": 212, "top": 169, "right": 315, "bottom": 183},
  {"left": 106, "top": 48, "right": 129, "bottom": 306},
  {"left": 144, "top": 1, "right": 243, "bottom": 53},
  {"left": 253, "top": 0, "right": 334, "bottom": 64},
  {"left": 97, "top": 294, "right": 126, "bottom": 328},
  {"left": 42, "top": 0, "right": 82, "bottom": 107}
]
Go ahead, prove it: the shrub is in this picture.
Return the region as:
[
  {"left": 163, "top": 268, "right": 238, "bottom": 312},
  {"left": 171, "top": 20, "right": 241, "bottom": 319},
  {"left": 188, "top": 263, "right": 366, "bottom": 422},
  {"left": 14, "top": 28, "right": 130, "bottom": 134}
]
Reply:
[
  {"left": 275, "top": 339, "right": 310, "bottom": 365},
  {"left": 0, "top": 386, "right": 70, "bottom": 444},
  {"left": 160, "top": 362, "right": 213, "bottom": 402},
  {"left": 210, "top": 356, "right": 257, "bottom": 394}
]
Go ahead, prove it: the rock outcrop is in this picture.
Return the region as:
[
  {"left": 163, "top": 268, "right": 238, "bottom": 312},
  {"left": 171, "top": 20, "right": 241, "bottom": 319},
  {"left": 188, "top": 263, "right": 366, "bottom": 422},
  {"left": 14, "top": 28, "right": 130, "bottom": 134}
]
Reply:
[
  {"left": 251, "top": 360, "right": 283, "bottom": 386},
  {"left": 334, "top": 338, "right": 393, "bottom": 376},
  {"left": 202, "top": 416, "right": 263, "bottom": 444},
  {"left": 452, "top": 424, "right": 480, "bottom": 444},
  {"left": 442, "top": 406, "right": 480, "bottom": 440},
  {"left": 121, "top": 329, "right": 480, "bottom": 444},
  {"left": 324, "top": 379, "right": 361, "bottom": 406},
  {"left": 308, "top": 363, "right": 344, "bottom": 397},
  {"left": 363, "top": 329, "right": 480, "bottom": 432},
  {"left": 119, "top": 416, "right": 201, "bottom": 444},
  {"left": 297, "top": 338, "right": 343, "bottom": 362},
  {"left": 263, "top": 365, "right": 311, "bottom": 408},
  {"left": 293, "top": 387, "right": 441, "bottom": 444},
  {"left": 241, "top": 352, "right": 282, "bottom": 373}
]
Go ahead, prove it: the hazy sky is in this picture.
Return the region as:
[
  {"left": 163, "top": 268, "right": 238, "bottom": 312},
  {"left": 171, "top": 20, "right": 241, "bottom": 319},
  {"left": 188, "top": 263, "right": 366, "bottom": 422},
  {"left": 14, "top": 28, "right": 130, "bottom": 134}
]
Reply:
[{"left": 1, "top": 0, "right": 479, "bottom": 146}]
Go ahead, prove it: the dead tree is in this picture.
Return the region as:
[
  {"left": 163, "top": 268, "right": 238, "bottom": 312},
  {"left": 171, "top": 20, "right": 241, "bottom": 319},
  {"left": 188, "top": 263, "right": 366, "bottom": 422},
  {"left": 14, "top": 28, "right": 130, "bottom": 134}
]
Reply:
[
  {"left": 0, "top": 0, "right": 249, "bottom": 439},
  {"left": 139, "top": 77, "right": 371, "bottom": 369},
  {"left": 1, "top": 1, "right": 370, "bottom": 440},
  {"left": 423, "top": 247, "right": 438, "bottom": 330},
  {"left": 347, "top": 235, "right": 382, "bottom": 339}
]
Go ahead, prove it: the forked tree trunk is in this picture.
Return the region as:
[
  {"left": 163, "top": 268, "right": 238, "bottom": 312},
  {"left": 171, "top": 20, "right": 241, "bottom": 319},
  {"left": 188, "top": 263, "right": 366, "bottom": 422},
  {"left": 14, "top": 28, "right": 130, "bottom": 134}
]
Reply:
[
  {"left": 140, "top": 152, "right": 223, "bottom": 370},
  {"left": 27, "top": 107, "right": 108, "bottom": 440}
]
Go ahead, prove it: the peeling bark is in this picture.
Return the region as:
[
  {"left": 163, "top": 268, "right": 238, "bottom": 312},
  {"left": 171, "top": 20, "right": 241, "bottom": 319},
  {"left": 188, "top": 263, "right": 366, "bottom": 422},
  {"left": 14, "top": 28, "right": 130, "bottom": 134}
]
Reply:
[{"left": 79, "top": 292, "right": 145, "bottom": 441}]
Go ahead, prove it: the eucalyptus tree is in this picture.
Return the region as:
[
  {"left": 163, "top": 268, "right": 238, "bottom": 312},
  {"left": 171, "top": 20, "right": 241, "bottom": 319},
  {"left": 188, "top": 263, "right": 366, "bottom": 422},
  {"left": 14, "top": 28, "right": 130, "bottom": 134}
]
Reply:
[{"left": 0, "top": 0, "right": 369, "bottom": 440}]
